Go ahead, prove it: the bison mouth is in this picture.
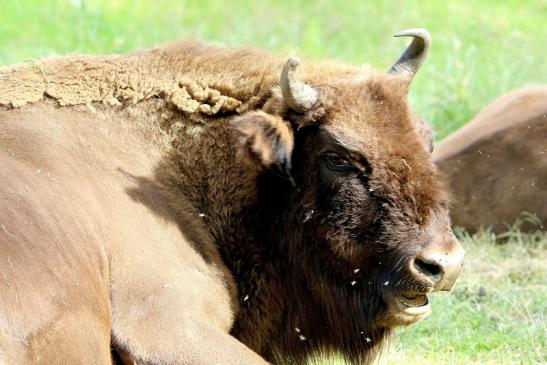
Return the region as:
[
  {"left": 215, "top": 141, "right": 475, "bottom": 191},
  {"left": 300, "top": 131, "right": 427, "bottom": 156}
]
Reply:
[
  {"left": 381, "top": 292, "right": 431, "bottom": 327},
  {"left": 399, "top": 292, "right": 429, "bottom": 307}
]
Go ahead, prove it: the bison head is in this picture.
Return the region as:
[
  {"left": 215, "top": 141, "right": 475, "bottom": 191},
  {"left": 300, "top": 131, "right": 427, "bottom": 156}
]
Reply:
[{"left": 232, "top": 29, "right": 464, "bottom": 361}]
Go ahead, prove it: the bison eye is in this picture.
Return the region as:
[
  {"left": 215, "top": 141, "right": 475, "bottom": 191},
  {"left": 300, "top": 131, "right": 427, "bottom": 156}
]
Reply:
[{"left": 324, "top": 152, "right": 355, "bottom": 172}]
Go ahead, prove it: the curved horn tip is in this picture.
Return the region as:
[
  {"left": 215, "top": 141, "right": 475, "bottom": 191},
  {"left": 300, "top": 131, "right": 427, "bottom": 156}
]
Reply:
[
  {"left": 393, "top": 28, "right": 431, "bottom": 41},
  {"left": 280, "top": 57, "right": 318, "bottom": 113},
  {"left": 388, "top": 28, "right": 431, "bottom": 77}
]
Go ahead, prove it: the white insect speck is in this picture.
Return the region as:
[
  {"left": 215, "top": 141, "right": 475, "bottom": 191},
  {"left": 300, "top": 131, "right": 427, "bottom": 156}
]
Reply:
[
  {"left": 478, "top": 150, "right": 483, "bottom": 155},
  {"left": 354, "top": 268, "right": 360, "bottom": 274},
  {"left": 299, "top": 335, "right": 307, "bottom": 341},
  {"left": 350, "top": 280, "right": 357, "bottom": 286},
  {"left": 303, "top": 209, "right": 315, "bottom": 223},
  {"left": 199, "top": 213, "right": 206, "bottom": 218},
  {"left": 360, "top": 331, "right": 364, "bottom": 334},
  {"left": 365, "top": 337, "right": 372, "bottom": 343},
  {"left": 383, "top": 281, "right": 389, "bottom": 286},
  {"left": 243, "top": 295, "right": 249, "bottom": 301},
  {"left": 295, "top": 327, "right": 301, "bottom": 333}
]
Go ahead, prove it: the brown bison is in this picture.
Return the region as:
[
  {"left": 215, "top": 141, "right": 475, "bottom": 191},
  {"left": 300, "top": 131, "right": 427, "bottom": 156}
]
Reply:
[
  {"left": 0, "top": 29, "right": 464, "bottom": 364},
  {"left": 434, "top": 85, "right": 547, "bottom": 233}
]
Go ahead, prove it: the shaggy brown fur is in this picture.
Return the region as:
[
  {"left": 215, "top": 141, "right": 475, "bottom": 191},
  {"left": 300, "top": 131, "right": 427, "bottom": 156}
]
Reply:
[
  {"left": 0, "top": 39, "right": 461, "bottom": 364},
  {"left": 434, "top": 85, "right": 547, "bottom": 233}
]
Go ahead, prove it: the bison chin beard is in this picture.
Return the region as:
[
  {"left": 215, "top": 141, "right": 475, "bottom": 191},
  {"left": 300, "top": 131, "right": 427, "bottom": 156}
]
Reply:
[{"left": 271, "top": 212, "right": 394, "bottom": 365}]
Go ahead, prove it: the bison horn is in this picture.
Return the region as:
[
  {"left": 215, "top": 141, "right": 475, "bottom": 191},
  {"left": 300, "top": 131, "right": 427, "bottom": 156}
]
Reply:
[
  {"left": 280, "top": 57, "right": 318, "bottom": 113},
  {"left": 388, "top": 28, "right": 431, "bottom": 78}
]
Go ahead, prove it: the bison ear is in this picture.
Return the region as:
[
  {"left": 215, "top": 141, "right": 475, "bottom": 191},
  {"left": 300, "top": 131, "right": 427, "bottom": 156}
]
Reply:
[{"left": 231, "top": 111, "right": 294, "bottom": 177}]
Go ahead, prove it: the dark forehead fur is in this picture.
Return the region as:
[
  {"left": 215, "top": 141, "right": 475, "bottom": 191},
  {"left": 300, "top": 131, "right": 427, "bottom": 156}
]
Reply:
[{"left": 308, "top": 73, "right": 448, "bottom": 225}]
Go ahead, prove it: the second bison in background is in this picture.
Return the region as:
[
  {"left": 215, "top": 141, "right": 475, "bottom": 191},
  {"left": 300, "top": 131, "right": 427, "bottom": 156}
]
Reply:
[{"left": 434, "top": 85, "right": 547, "bottom": 233}]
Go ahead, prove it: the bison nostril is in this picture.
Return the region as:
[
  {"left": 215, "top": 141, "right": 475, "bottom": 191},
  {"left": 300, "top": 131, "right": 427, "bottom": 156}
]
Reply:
[{"left": 413, "top": 257, "right": 443, "bottom": 282}]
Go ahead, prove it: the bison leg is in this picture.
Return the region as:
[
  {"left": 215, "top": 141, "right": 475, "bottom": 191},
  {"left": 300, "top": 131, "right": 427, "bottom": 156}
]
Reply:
[
  {"left": 109, "top": 242, "right": 268, "bottom": 365},
  {"left": 112, "top": 312, "right": 268, "bottom": 365}
]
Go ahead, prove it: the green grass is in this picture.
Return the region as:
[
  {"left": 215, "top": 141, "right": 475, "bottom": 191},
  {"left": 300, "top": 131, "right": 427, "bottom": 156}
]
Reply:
[
  {"left": 1, "top": 1, "right": 546, "bottom": 364},
  {"left": 379, "top": 228, "right": 547, "bottom": 365}
]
